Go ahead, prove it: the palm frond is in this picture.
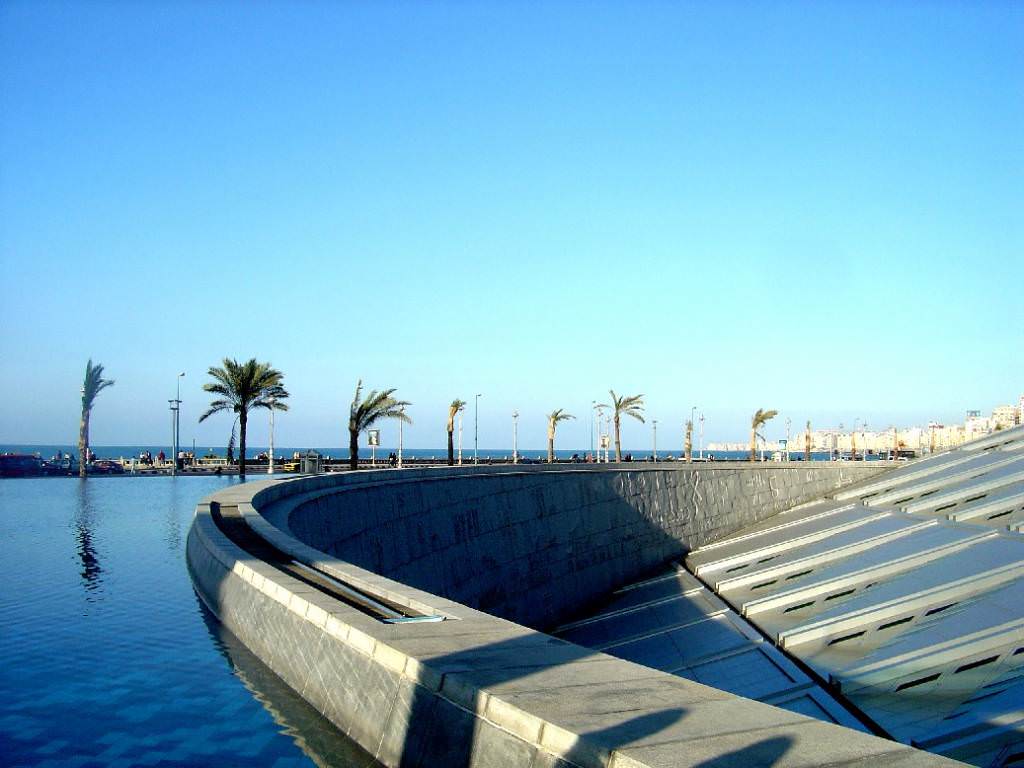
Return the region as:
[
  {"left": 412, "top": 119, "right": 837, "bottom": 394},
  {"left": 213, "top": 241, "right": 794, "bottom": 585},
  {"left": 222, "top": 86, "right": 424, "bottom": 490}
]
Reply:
[
  {"left": 751, "top": 408, "right": 779, "bottom": 429},
  {"left": 81, "top": 359, "right": 115, "bottom": 411},
  {"left": 350, "top": 381, "right": 413, "bottom": 432},
  {"left": 199, "top": 357, "right": 289, "bottom": 424},
  {"left": 549, "top": 409, "right": 575, "bottom": 424}
]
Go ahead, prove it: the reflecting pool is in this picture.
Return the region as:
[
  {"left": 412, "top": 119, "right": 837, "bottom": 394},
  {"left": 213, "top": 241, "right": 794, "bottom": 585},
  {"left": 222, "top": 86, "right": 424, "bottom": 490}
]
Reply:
[{"left": 0, "top": 477, "right": 375, "bottom": 767}]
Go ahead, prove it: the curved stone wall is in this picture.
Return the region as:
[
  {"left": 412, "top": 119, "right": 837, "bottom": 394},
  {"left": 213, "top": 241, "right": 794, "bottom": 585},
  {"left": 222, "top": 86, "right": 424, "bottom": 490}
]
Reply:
[
  {"left": 282, "top": 464, "right": 885, "bottom": 629},
  {"left": 187, "top": 463, "right": 961, "bottom": 768}
]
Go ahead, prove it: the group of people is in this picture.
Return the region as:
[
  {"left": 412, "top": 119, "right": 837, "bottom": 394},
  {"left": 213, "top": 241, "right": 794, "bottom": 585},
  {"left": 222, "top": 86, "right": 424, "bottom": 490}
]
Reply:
[{"left": 137, "top": 450, "right": 164, "bottom": 465}]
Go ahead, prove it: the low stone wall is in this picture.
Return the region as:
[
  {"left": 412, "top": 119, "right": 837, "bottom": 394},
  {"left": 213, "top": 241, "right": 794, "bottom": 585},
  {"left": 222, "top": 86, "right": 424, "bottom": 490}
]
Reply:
[{"left": 187, "top": 463, "right": 962, "bottom": 768}]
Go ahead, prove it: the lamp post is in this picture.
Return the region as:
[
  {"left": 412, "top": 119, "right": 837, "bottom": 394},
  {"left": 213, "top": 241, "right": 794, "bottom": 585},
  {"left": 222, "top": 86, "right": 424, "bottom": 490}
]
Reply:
[
  {"left": 474, "top": 394, "right": 481, "bottom": 465},
  {"left": 605, "top": 415, "right": 612, "bottom": 463},
  {"left": 590, "top": 400, "right": 596, "bottom": 459},
  {"left": 457, "top": 406, "right": 464, "bottom": 466},
  {"left": 652, "top": 420, "right": 658, "bottom": 462},
  {"left": 512, "top": 410, "right": 519, "bottom": 464},
  {"left": 398, "top": 407, "right": 404, "bottom": 468},
  {"left": 785, "top": 417, "right": 791, "bottom": 462},
  {"left": 699, "top": 412, "right": 704, "bottom": 460},
  {"left": 169, "top": 371, "right": 184, "bottom": 476},
  {"left": 268, "top": 397, "right": 275, "bottom": 474}
]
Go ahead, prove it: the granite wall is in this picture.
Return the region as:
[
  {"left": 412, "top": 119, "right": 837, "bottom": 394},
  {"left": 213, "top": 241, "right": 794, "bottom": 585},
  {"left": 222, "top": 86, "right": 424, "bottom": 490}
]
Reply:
[{"left": 283, "top": 464, "right": 884, "bottom": 629}]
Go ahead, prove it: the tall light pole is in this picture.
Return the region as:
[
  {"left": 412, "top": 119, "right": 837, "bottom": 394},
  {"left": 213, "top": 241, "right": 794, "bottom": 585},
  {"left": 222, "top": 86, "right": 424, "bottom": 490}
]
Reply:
[
  {"left": 652, "top": 420, "right": 658, "bottom": 461},
  {"left": 474, "top": 393, "right": 481, "bottom": 465},
  {"left": 268, "top": 397, "right": 275, "bottom": 474},
  {"left": 590, "top": 400, "right": 596, "bottom": 459},
  {"left": 398, "top": 406, "right": 404, "bottom": 468},
  {"left": 169, "top": 371, "right": 184, "bottom": 476},
  {"left": 595, "top": 405, "right": 605, "bottom": 463},
  {"left": 457, "top": 406, "right": 464, "bottom": 466},
  {"left": 512, "top": 410, "right": 519, "bottom": 464},
  {"left": 699, "top": 412, "right": 705, "bottom": 460},
  {"left": 604, "top": 414, "right": 612, "bottom": 463},
  {"left": 785, "top": 417, "right": 791, "bottom": 462}
]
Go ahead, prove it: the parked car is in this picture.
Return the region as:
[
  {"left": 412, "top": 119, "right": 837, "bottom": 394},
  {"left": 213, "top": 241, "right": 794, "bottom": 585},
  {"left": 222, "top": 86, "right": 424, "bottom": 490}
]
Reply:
[
  {"left": 0, "top": 454, "right": 42, "bottom": 477},
  {"left": 89, "top": 460, "right": 125, "bottom": 475}
]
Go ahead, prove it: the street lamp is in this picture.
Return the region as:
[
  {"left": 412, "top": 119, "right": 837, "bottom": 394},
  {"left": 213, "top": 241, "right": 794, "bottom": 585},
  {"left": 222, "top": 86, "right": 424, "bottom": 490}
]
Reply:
[
  {"left": 457, "top": 404, "right": 464, "bottom": 466},
  {"left": 512, "top": 410, "right": 519, "bottom": 464},
  {"left": 652, "top": 419, "right": 658, "bottom": 461},
  {"left": 398, "top": 406, "right": 404, "bottom": 468},
  {"left": 590, "top": 400, "right": 596, "bottom": 459},
  {"left": 474, "top": 394, "right": 481, "bottom": 464},
  {"left": 268, "top": 396, "right": 276, "bottom": 474},
  {"left": 169, "top": 372, "right": 184, "bottom": 476},
  {"left": 785, "top": 417, "right": 791, "bottom": 462}
]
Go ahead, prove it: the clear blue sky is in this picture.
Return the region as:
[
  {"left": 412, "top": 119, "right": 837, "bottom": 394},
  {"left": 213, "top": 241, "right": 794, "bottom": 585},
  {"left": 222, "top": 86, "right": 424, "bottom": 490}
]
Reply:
[{"left": 1, "top": 1, "right": 1021, "bottom": 452}]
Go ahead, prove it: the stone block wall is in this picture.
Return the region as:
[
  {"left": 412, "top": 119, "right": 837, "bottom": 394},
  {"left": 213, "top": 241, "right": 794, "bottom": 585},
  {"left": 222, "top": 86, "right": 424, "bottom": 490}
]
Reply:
[{"left": 284, "top": 464, "right": 883, "bottom": 629}]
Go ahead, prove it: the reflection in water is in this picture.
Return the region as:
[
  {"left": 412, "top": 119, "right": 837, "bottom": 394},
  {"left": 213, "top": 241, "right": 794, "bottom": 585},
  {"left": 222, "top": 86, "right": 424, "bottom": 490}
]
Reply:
[
  {"left": 196, "top": 597, "right": 379, "bottom": 768},
  {"left": 164, "top": 478, "right": 183, "bottom": 553},
  {"left": 74, "top": 479, "right": 103, "bottom": 597}
]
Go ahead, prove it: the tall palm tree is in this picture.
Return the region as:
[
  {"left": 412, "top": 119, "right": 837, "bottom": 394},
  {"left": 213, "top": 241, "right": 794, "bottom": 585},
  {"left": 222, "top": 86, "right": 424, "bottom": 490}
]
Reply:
[
  {"left": 597, "top": 390, "right": 645, "bottom": 462},
  {"left": 547, "top": 409, "right": 575, "bottom": 463},
  {"left": 447, "top": 399, "right": 466, "bottom": 466},
  {"left": 199, "top": 358, "right": 289, "bottom": 480},
  {"left": 804, "top": 420, "right": 812, "bottom": 461},
  {"left": 684, "top": 419, "right": 693, "bottom": 463},
  {"left": 348, "top": 381, "right": 411, "bottom": 470},
  {"left": 750, "top": 408, "right": 779, "bottom": 461},
  {"left": 79, "top": 360, "right": 114, "bottom": 478}
]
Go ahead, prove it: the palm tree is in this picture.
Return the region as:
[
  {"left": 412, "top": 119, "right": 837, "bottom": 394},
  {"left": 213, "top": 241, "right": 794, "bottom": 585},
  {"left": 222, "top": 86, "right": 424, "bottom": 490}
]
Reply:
[
  {"left": 199, "top": 358, "right": 289, "bottom": 480},
  {"left": 447, "top": 399, "right": 466, "bottom": 466},
  {"left": 78, "top": 360, "right": 114, "bottom": 477},
  {"left": 348, "top": 381, "right": 411, "bottom": 470},
  {"left": 804, "top": 420, "right": 812, "bottom": 461},
  {"left": 684, "top": 419, "right": 693, "bottom": 463},
  {"left": 547, "top": 409, "right": 575, "bottom": 463},
  {"left": 750, "top": 408, "right": 779, "bottom": 461},
  {"left": 597, "top": 390, "right": 645, "bottom": 462}
]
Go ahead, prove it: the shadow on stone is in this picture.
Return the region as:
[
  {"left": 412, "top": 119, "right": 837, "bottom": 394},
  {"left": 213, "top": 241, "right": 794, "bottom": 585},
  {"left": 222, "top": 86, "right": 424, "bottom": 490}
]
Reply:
[{"left": 692, "top": 735, "right": 794, "bottom": 768}]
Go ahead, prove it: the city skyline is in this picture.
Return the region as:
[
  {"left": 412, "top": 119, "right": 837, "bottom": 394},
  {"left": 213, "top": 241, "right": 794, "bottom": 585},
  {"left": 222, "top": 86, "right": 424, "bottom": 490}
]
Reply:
[{"left": 2, "top": 2, "right": 1021, "bottom": 449}]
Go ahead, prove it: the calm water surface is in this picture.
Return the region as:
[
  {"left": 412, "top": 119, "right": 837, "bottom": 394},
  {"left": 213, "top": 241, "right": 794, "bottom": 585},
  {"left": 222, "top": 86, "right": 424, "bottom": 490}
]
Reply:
[{"left": 0, "top": 477, "right": 376, "bottom": 767}]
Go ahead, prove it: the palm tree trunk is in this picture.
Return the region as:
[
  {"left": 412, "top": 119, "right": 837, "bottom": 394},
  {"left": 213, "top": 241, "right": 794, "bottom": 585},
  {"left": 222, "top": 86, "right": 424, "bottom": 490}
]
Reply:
[
  {"left": 349, "top": 428, "right": 359, "bottom": 470},
  {"left": 447, "top": 429, "right": 454, "bottom": 466},
  {"left": 804, "top": 425, "right": 811, "bottom": 461},
  {"left": 685, "top": 422, "right": 693, "bottom": 463},
  {"left": 548, "top": 435, "right": 554, "bottom": 463},
  {"left": 614, "top": 415, "right": 622, "bottom": 462},
  {"left": 78, "top": 409, "right": 89, "bottom": 478},
  {"left": 239, "top": 411, "right": 247, "bottom": 479},
  {"left": 750, "top": 427, "right": 757, "bottom": 461}
]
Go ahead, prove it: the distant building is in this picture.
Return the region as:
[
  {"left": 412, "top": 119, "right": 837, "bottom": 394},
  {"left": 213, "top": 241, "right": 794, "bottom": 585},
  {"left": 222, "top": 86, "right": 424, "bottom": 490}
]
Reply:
[{"left": 992, "top": 403, "right": 1021, "bottom": 429}]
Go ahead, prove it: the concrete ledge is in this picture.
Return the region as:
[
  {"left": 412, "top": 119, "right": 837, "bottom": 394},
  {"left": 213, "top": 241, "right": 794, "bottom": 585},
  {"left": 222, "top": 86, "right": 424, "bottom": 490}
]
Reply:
[{"left": 187, "top": 463, "right": 962, "bottom": 767}]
